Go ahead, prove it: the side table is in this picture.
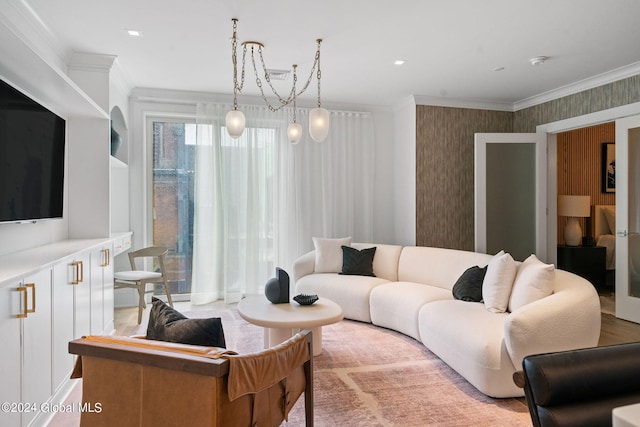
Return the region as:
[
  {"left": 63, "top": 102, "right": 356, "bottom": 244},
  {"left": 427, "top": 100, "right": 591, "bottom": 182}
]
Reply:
[
  {"left": 613, "top": 403, "right": 640, "bottom": 427},
  {"left": 237, "top": 295, "right": 343, "bottom": 356},
  {"left": 557, "top": 245, "right": 606, "bottom": 288}
]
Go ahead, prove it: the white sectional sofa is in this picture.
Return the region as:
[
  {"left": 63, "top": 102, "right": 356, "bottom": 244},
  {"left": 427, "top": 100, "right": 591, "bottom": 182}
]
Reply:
[{"left": 293, "top": 242, "right": 601, "bottom": 398}]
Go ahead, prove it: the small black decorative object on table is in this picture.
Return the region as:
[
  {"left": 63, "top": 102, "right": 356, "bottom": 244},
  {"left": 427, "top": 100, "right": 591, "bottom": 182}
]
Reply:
[
  {"left": 264, "top": 267, "right": 290, "bottom": 304},
  {"left": 293, "top": 294, "right": 319, "bottom": 306}
]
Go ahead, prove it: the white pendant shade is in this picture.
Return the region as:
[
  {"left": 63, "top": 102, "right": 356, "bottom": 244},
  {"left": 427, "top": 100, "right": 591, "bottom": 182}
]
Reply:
[
  {"left": 226, "top": 109, "right": 245, "bottom": 139},
  {"left": 287, "top": 122, "right": 302, "bottom": 144},
  {"left": 309, "top": 107, "right": 330, "bottom": 142}
]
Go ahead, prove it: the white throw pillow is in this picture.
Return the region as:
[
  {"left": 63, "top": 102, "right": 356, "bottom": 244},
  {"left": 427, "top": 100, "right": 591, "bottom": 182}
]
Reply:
[
  {"left": 482, "top": 250, "right": 517, "bottom": 313},
  {"left": 604, "top": 206, "right": 616, "bottom": 235},
  {"left": 508, "top": 254, "right": 555, "bottom": 312},
  {"left": 313, "top": 237, "right": 352, "bottom": 273}
]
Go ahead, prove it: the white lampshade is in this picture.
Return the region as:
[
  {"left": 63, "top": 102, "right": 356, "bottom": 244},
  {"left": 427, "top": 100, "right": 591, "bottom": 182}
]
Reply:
[
  {"left": 287, "top": 122, "right": 302, "bottom": 144},
  {"left": 309, "top": 107, "right": 329, "bottom": 142},
  {"left": 558, "top": 195, "right": 590, "bottom": 218},
  {"left": 225, "top": 109, "right": 245, "bottom": 139},
  {"left": 558, "top": 195, "right": 590, "bottom": 246}
]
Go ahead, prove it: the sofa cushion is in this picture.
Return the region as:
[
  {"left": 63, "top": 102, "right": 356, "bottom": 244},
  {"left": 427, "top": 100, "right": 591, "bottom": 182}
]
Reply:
[
  {"left": 398, "top": 246, "right": 493, "bottom": 290},
  {"left": 370, "top": 282, "right": 452, "bottom": 341},
  {"left": 313, "top": 237, "right": 352, "bottom": 273},
  {"left": 351, "top": 243, "right": 403, "bottom": 281},
  {"left": 340, "top": 245, "right": 376, "bottom": 276},
  {"left": 452, "top": 266, "right": 487, "bottom": 302},
  {"left": 418, "top": 300, "right": 521, "bottom": 398},
  {"left": 508, "top": 254, "right": 555, "bottom": 312},
  {"left": 295, "top": 273, "right": 388, "bottom": 322},
  {"left": 147, "top": 298, "right": 226, "bottom": 348},
  {"left": 482, "top": 251, "right": 516, "bottom": 313}
]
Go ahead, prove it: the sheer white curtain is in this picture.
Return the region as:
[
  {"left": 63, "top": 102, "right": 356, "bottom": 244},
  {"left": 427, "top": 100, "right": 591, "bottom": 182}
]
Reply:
[{"left": 191, "top": 103, "right": 374, "bottom": 304}]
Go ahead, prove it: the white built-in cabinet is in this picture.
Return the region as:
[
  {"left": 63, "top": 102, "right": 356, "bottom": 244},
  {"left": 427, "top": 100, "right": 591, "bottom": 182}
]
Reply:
[
  {"left": 21, "top": 269, "right": 53, "bottom": 427},
  {"left": 90, "top": 243, "right": 115, "bottom": 335},
  {"left": 0, "top": 9, "right": 133, "bottom": 426},
  {"left": 0, "top": 235, "right": 130, "bottom": 427},
  {"left": 51, "top": 251, "right": 92, "bottom": 397},
  {"left": 0, "top": 279, "right": 22, "bottom": 426}
]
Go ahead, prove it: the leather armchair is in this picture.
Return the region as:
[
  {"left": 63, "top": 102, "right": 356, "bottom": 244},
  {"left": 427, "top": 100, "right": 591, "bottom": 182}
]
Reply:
[
  {"left": 513, "top": 342, "right": 640, "bottom": 427},
  {"left": 69, "top": 331, "right": 313, "bottom": 427}
]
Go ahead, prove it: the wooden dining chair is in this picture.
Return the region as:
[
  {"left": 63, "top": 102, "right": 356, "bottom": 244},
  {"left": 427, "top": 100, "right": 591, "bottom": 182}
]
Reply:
[{"left": 114, "top": 246, "right": 174, "bottom": 324}]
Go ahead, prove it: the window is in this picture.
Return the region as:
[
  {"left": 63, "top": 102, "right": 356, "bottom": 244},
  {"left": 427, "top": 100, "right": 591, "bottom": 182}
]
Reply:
[
  {"left": 150, "top": 119, "right": 277, "bottom": 299},
  {"left": 152, "top": 121, "right": 196, "bottom": 296}
]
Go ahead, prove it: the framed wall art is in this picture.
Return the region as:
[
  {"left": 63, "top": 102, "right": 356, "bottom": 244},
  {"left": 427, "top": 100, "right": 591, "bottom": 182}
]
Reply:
[{"left": 602, "top": 142, "right": 615, "bottom": 193}]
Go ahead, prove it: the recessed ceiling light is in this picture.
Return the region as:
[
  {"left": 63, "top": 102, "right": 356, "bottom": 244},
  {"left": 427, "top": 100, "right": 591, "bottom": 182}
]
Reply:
[
  {"left": 394, "top": 60, "right": 406, "bottom": 66},
  {"left": 529, "top": 56, "right": 548, "bottom": 66},
  {"left": 127, "top": 29, "right": 143, "bottom": 37}
]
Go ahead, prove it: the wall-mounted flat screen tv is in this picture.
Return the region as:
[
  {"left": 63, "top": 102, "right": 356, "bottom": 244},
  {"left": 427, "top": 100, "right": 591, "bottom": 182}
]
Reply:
[{"left": 0, "top": 78, "right": 66, "bottom": 223}]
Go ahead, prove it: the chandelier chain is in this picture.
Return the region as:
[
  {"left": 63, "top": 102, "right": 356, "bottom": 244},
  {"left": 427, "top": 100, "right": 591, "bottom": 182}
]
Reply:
[
  {"left": 231, "top": 19, "right": 248, "bottom": 109},
  {"left": 292, "top": 65, "right": 298, "bottom": 123},
  {"left": 316, "top": 40, "right": 322, "bottom": 108},
  {"left": 229, "top": 19, "right": 324, "bottom": 113}
]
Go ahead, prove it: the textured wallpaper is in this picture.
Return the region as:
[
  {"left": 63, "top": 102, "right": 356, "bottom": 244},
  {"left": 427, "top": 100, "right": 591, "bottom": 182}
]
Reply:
[
  {"left": 415, "top": 106, "right": 512, "bottom": 250},
  {"left": 416, "top": 74, "right": 640, "bottom": 250}
]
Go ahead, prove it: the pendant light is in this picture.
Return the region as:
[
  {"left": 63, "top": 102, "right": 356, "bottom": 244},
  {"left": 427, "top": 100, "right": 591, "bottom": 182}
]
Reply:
[
  {"left": 287, "top": 65, "right": 302, "bottom": 144},
  {"left": 227, "top": 19, "right": 329, "bottom": 142}
]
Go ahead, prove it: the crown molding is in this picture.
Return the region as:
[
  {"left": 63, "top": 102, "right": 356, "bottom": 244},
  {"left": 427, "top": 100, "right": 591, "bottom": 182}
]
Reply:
[
  {"left": 414, "top": 63, "right": 640, "bottom": 113},
  {"left": 514, "top": 62, "right": 640, "bottom": 111},
  {"left": 413, "top": 95, "right": 514, "bottom": 112},
  {"left": 68, "top": 53, "right": 117, "bottom": 73},
  {"left": 0, "top": 0, "right": 71, "bottom": 72}
]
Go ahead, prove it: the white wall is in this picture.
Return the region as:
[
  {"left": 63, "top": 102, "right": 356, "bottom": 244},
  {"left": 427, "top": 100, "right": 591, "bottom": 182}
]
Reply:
[
  {"left": 392, "top": 96, "right": 417, "bottom": 246},
  {"left": 369, "top": 107, "right": 396, "bottom": 244},
  {"left": 0, "top": 7, "right": 71, "bottom": 255}
]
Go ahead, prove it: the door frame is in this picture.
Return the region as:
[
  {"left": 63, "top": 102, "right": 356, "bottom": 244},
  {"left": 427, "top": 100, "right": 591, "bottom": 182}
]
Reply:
[
  {"left": 537, "top": 101, "right": 640, "bottom": 267},
  {"left": 614, "top": 114, "right": 640, "bottom": 323},
  {"left": 474, "top": 133, "right": 546, "bottom": 260}
]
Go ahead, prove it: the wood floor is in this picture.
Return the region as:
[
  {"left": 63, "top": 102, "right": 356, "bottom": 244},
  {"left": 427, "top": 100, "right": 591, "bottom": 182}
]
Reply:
[{"left": 599, "top": 313, "right": 640, "bottom": 346}]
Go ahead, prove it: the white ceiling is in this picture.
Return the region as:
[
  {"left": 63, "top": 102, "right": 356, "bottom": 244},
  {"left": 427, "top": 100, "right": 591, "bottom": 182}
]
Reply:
[{"left": 21, "top": 0, "right": 640, "bottom": 108}]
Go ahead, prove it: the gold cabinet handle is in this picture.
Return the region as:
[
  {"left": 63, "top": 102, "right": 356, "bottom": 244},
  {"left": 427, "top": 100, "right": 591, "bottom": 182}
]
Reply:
[
  {"left": 101, "top": 248, "right": 111, "bottom": 267},
  {"left": 16, "top": 286, "right": 27, "bottom": 318},
  {"left": 25, "top": 283, "right": 35, "bottom": 314},
  {"left": 71, "top": 261, "right": 84, "bottom": 284}
]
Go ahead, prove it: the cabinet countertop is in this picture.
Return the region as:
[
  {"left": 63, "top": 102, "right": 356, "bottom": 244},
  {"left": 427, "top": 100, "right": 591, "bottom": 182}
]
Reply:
[{"left": 0, "top": 232, "right": 132, "bottom": 285}]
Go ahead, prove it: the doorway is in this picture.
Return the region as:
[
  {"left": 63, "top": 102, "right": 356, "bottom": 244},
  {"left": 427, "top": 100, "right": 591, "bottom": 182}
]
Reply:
[{"left": 539, "top": 102, "right": 640, "bottom": 323}]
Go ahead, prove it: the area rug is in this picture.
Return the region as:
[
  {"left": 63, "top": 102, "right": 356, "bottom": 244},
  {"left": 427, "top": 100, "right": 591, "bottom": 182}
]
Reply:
[
  {"left": 189, "top": 304, "right": 531, "bottom": 426},
  {"left": 51, "top": 303, "right": 531, "bottom": 426}
]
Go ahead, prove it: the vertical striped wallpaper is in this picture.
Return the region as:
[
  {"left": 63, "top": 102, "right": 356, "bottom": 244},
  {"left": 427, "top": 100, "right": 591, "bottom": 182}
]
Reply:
[
  {"left": 556, "top": 122, "right": 616, "bottom": 243},
  {"left": 415, "top": 74, "right": 639, "bottom": 249},
  {"left": 415, "top": 106, "right": 512, "bottom": 250}
]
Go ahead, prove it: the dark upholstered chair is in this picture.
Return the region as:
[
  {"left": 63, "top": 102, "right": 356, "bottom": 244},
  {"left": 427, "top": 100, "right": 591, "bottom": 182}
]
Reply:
[
  {"left": 513, "top": 342, "right": 640, "bottom": 427},
  {"left": 69, "top": 330, "right": 313, "bottom": 426}
]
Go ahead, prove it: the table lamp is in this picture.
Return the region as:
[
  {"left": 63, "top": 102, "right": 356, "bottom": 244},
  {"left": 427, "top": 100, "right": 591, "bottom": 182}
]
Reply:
[{"left": 558, "top": 195, "right": 591, "bottom": 246}]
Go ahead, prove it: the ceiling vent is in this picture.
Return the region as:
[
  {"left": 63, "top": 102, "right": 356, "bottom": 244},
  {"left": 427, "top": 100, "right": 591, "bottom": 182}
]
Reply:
[{"left": 266, "top": 69, "right": 290, "bottom": 80}]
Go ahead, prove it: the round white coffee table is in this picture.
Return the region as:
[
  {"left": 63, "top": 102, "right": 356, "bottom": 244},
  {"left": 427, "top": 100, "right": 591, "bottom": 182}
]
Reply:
[{"left": 238, "top": 295, "right": 343, "bottom": 356}]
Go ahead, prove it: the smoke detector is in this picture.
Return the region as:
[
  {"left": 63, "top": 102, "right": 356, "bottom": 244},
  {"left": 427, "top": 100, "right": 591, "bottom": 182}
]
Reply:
[{"left": 529, "top": 56, "right": 548, "bottom": 66}]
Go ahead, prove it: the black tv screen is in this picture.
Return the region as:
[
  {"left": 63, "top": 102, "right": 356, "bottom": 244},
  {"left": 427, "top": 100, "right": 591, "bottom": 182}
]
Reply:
[{"left": 0, "top": 78, "right": 66, "bottom": 223}]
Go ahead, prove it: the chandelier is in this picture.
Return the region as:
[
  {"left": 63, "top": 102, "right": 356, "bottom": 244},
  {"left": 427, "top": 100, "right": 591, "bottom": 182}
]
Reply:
[{"left": 226, "top": 18, "right": 330, "bottom": 143}]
